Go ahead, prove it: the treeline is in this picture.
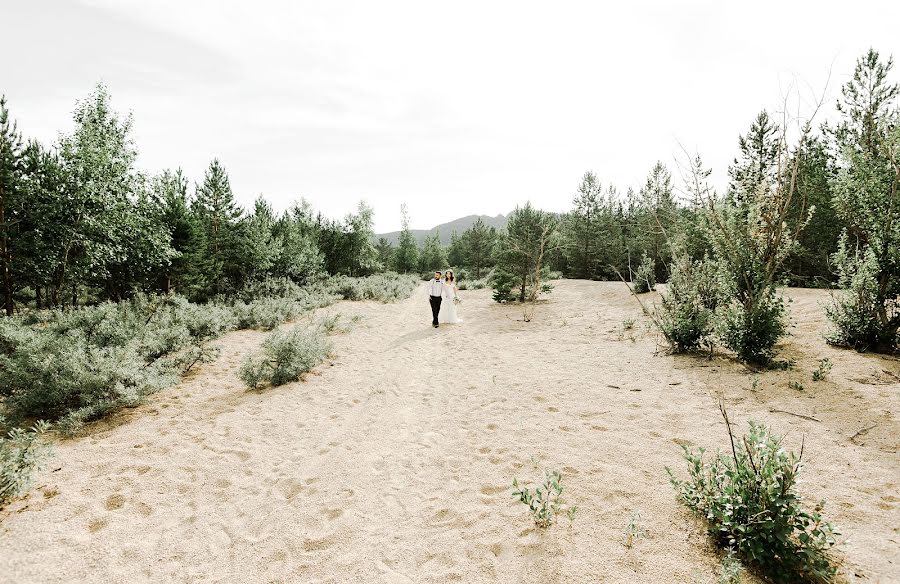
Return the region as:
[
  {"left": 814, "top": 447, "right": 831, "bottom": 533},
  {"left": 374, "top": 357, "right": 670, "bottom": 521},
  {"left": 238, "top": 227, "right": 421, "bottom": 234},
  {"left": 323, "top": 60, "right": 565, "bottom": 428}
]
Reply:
[{"left": 0, "top": 86, "right": 384, "bottom": 315}]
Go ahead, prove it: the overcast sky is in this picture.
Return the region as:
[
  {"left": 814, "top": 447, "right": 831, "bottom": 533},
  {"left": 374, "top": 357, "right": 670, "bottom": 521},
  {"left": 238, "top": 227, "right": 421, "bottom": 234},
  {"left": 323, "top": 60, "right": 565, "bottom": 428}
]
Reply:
[{"left": 3, "top": 0, "right": 899, "bottom": 232}]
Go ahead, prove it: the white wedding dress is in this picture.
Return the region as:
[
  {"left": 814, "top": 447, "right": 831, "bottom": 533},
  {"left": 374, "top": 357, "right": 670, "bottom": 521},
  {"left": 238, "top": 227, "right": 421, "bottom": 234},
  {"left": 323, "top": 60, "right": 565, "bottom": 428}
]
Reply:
[{"left": 439, "top": 282, "right": 461, "bottom": 324}]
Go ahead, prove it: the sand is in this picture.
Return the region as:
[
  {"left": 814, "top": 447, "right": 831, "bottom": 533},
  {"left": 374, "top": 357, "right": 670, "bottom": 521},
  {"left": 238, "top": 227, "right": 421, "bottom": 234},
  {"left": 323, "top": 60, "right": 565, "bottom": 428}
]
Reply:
[{"left": 1, "top": 281, "right": 898, "bottom": 583}]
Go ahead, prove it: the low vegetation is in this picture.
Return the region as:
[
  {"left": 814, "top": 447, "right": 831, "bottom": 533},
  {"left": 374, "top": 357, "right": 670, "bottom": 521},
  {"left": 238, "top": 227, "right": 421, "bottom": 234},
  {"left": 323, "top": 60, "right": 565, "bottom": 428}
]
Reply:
[
  {"left": 511, "top": 469, "right": 576, "bottom": 528},
  {"left": 239, "top": 326, "right": 331, "bottom": 390},
  {"left": 1, "top": 417, "right": 49, "bottom": 508},
  {"left": 667, "top": 405, "right": 839, "bottom": 583}
]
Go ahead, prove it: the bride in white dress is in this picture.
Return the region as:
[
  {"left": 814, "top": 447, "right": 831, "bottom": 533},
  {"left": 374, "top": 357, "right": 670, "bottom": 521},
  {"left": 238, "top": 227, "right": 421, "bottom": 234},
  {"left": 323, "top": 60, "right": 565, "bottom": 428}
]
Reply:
[{"left": 439, "top": 270, "right": 461, "bottom": 324}]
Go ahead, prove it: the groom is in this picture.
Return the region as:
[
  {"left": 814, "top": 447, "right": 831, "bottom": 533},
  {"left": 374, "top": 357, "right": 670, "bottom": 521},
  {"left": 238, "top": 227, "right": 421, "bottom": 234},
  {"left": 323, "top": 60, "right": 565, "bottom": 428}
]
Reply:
[{"left": 428, "top": 270, "right": 444, "bottom": 328}]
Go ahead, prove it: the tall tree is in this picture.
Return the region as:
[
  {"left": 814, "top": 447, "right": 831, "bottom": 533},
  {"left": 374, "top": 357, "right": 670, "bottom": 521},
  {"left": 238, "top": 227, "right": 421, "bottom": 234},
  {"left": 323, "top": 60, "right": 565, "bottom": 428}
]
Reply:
[
  {"left": 191, "top": 158, "right": 243, "bottom": 296},
  {"left": 826, "top": 49, "right": 900, "bottom": 352},
  {"left": 494, "top": 203, "right": 559, "bottom": 302},
  {"left": 393, "top": 203, "right": 419, "bottom": 273},
  {"left": 419, "top": 233, "right": 447, "bottom": 273},
  {"left": 564, "top": 171, "right": 603, "bottom": 279},
  {"left": 462, "top": 217, "right": 498, "bottom": 278},
  {"left": 345, "top": 201, "right": 380, "bottom": 276},
  {"left": 0, "top": 96, "right": 23, "bottom": 315},
  {"left": 728, "top": 110, "right": 780, "bottom": 200}
]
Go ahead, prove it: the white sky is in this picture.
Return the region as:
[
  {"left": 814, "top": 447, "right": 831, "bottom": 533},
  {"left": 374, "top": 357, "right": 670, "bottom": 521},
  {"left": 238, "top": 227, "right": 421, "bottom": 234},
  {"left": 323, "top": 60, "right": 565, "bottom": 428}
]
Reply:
[{"left": 3, "top": 0, "right": 899, "bottom": 232}]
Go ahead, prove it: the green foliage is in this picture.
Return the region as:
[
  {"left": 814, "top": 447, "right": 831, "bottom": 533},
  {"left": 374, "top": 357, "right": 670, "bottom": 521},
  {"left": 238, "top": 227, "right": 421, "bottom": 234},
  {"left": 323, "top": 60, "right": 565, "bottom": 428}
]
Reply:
[
  {"left": 239, "top": 327, "right": 331, "bottom": 389},
  {"left": 511, "top": 469, "right": 575, "bottom": 528},
  {"left": 0, "top": 295, "right": 236, "bottom": 433},
  {"left": 493, "top": 203, "right": 558, "bottom": 304},
  {"left": 825, "top": 49, "right": 900, "bottom": 354},
  {"left": 0, "top": 417, "right": 50, "bottom": 507},
  {"left": 719, "top": 549, "right": 744, "bottom": 584},
  {"left": 624, "top": 510, "right": 645, "bottom": 549},
  {"left": 418, "top": 233, "right": 448, "bottom": 273},
  {"left": 325, "top": 272, "right": 418, "bottom": 303},
  {"left": 393, "top": 204, "right": 419, "bottom": 273},
  {"left": 714, "top": 286, "right": 787, "bottom": 365},
  {"left": 490, "top": 270, "right": 517, "bottom": 303},
  {"left": 656, "top": 255, "right": 713, "bottom": 353},
  {"left": 812, "top": 358, "right": 833, "bottom": 381},
  {"left": 668, "top": 407, "right": 838, "bottom": 583},
  {"left": 632, "top": 253, "right": 656, "bottom": 293}
]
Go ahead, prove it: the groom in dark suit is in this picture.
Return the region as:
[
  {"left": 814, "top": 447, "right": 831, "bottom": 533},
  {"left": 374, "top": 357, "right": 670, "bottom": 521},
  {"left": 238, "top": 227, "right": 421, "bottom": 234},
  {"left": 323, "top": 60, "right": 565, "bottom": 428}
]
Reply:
[{"left": 428, "top": 270, "right": 444, "bottom": 328}]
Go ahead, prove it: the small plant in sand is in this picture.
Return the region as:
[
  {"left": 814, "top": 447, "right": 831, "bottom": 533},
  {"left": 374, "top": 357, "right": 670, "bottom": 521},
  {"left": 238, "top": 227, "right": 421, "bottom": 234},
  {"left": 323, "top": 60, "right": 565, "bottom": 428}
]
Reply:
[
  {"left": 812, "top": 358, "right": 833, "bottom": 382},
  {"left": 622, "top": 318, "right": 636, "bottom": 330},
  {"left": 788, "top": 379, "right": 805, "bottom": 391},
  {"left": 511, "top": 469, "right": 575, "bottom": 528},
  {"left": 719, "top": 549, "right": 744, "bottom": 584},
  {"left": 667, "top": 404, "right": 839, "bottom": 583},
  {"left": 239, "top": 327, "right": 331, "bottom": 390},
  {"left": 1, "top": 417, "right": 50, "bottom": 507},
  {"left": 317, "top": 312, "right": 344, "bottom": 335},
  {"left": 624, "top": 510, "right": 645, "bottom": 549}
]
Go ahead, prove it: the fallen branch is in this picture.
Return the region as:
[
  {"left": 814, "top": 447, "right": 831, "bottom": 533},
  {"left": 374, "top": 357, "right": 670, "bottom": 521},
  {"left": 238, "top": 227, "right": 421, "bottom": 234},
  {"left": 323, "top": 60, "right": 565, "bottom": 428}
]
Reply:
[
  {"left": 768, "top": 408, "right": 821, "bottom": 422},
  {"left": 850, "top": 423, "right": 877, "bottom": 442}
]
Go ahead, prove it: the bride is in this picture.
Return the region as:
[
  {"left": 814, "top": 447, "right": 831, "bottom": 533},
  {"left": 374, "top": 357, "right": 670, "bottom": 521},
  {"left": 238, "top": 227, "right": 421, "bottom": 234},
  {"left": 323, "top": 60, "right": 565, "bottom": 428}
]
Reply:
[{"left": 439, "top": 270, "right": 461, "bottom": 324}]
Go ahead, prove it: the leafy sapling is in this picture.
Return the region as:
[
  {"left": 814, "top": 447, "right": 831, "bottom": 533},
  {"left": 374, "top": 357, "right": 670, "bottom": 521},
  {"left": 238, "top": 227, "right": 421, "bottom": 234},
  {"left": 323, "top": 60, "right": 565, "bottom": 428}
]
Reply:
[{"left": 511, "top": 469, "right": 575, "bottom": 528}]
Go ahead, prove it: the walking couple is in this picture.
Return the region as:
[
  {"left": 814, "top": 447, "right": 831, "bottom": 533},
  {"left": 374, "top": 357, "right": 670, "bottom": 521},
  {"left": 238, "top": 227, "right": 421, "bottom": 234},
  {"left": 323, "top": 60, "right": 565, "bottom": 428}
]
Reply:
[{"left": 428, "top": 270, "right": 461, "bottom": 328}]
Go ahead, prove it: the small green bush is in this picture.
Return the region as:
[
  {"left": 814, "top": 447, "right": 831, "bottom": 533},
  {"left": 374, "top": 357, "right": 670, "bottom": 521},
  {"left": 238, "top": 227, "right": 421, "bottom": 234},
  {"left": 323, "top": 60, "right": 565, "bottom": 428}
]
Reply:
[
  {"left": 812, "top": 358, "right": 833, "bottom": 382},
  {"left": 632, "top": 253, "right": 656, "bottom": 294},
  {"left": 656, "top": 255, "right": 713, "bottom": 353},
  {"left": 715, "top": 286, "right": 786, "bottom": 365},
  {"left": 667, "top": 407, "right": 838, "bottom": 583},
  {"left": 825, "top": 243, "right": 899, "bottom": 353},
  {"left": 239, "top": 327, "right": 331, "bottom": 390},
  {"left": 511, "top": 469, "right": 576, "bottom": 528},
  {"left": 1, "top": 417, "right": 50, "bottom": 507}
]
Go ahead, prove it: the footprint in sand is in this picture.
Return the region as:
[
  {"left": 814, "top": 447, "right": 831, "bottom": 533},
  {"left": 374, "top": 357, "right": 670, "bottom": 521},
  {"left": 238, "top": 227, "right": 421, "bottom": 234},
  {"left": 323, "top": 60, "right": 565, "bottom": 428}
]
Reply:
[{"left": 104, "top": 494, "right": 125, "bottom": 511}]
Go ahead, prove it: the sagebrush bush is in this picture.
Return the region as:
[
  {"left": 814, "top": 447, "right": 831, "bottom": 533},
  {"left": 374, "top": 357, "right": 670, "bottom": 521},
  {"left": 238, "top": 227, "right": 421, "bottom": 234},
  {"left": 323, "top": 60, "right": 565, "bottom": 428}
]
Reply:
[
  {"left": 230, "top": 297, "right": 303, "bottom": 330},
  {"left": 656, "top": 255, "right": 713, "bottom": 352},
  {"left": 632, "top": 253, "right": 656, "bottom": 294},
  {"left": 668, "top": 407, "right": 838, "bottom": 583},
  {"left": 325, "top": 272, "right": 417, "bottom": 303},
  {"left": 0, "top": 295, "right": 235, "bottom": 433},
  {"left": 239, "top": 327, "right": 331, "bottom": 389},
  {"left": 0, "top": 417, "right": 50, "bottom": 507}
]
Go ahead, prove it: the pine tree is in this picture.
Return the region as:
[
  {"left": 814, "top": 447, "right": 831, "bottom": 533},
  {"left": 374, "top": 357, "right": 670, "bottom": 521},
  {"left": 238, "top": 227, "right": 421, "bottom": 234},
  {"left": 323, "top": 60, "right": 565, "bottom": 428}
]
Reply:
[
  {"left": 564, "top": 171, "right": 603, "bottom": 279},
  {"left": 461, "top": 217, "right": 497, "bottom": 278},
  {"left": 494, "top": 203, "right": 558, "bottom": 302},
  {"left": 419, "top": 234, "right": 447, "bottom": 273},
  {"left": 728, "top": 110, "right": 780, "bottom": 200},
  {"left": 191, "top": 158, "right": 243, "bottom": 296},
  {"left": 0, "top": 95, "right": 23, "bottom": 315},
  {"left": 447, "top": 231, "right": 466, "bottom": 267},
  {"left": 826, "top": 49, "right": 900, "bottom": 352},
  {"left": 393, "top": 203, "right": 419, "bottom": 273}
]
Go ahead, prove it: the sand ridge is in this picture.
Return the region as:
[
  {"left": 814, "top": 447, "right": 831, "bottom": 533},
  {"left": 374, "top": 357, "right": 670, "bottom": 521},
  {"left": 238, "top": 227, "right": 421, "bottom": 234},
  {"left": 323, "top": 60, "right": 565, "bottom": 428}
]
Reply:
[{"left": 1, "top": 281, "right": 898, "bottom": 583}]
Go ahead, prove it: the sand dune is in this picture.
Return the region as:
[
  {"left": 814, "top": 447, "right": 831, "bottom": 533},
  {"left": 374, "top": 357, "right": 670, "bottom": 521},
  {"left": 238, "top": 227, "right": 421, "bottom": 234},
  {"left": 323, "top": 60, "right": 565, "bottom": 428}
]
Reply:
[{"left": 1, "top": 281, "right": 898, "bottom": 583}]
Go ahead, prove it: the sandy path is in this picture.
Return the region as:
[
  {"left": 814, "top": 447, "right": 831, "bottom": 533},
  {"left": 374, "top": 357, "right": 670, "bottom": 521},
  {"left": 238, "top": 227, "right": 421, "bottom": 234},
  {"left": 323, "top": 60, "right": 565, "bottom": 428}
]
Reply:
[{"left": 1, "top": 281, "right": 898, "bottom": 583}]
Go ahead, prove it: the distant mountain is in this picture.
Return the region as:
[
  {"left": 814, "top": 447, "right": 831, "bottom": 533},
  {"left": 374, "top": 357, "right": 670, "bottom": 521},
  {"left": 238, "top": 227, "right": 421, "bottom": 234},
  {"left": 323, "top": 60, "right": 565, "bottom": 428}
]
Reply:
[{"left": 377, "top": 214, "right": 508, "bottom": 246}]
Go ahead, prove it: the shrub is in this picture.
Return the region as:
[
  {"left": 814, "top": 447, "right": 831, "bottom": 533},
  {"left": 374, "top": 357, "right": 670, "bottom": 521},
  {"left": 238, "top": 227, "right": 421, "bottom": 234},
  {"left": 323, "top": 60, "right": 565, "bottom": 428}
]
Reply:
[
  {"left": 0, "top": 295, "right": 235, "bottom": 433},
  {"left": 812, "top": 358, "right": 833, "bottom": 382},
  {"left": 239, "top": 327, "right": 331, "bottom": 390},
  {"left": 490, "top": 270, "right": 517, "bottom": 303},
  {"left": 230, "top": 297, "right": 302, "bottom": 330},
  {"left": 667, "top": 405, "right": 838, "bottom": 583},
  {"left": 325, "top": 272, "right": 418, "bottom": 303},
  {"left": 714, "top": 286, "right": 786, "bottom": 365},
  {"left": 511, "top": 469, "right": 576, "bottom": 528},
  {"left": 1, "top": 417, "right": 50, "bottom": 507},
  {"left": 656, "top": 255, "right": 713, "bottom": 352},
  {"left": 632, "top": 253, "right": 656, "bottom": 293},
  {"left": 825, "top": 241, "right": 899, "bottom": 353}
]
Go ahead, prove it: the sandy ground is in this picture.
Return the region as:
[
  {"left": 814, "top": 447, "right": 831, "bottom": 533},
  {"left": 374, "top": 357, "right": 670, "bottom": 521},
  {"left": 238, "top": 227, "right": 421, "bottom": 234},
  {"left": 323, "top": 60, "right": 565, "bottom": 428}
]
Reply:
[{"left": 1, "top": 281, "right": 898, "bottom": 583}]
